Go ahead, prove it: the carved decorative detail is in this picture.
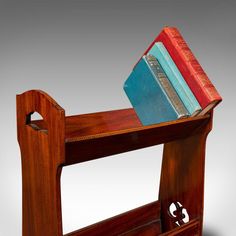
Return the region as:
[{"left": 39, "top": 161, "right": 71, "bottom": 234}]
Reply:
[{"left": 168, "top": 202, "right": 189, "bottom": 226}]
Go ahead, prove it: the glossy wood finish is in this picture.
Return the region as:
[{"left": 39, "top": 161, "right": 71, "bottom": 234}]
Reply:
[
  {"left": 33, "top": 109, "right": 211, "bottom": 165},
  {"left": 17, "top": 90, "right": 213, "bottom": 236},
  {"left": 64, "top": 110, "right": 210, "bottom": 165},
  {"left": 65, "top": 201, "right": 161, "bottom": 236},
  {"left": 159, "top": 220, "right": 200, "bottom": 236},
  {"left": 159, "top": 122, "right": 212, "bottom": 234},
  {"left": 17, "top": 90, "right": 65, "bottom": 236}
]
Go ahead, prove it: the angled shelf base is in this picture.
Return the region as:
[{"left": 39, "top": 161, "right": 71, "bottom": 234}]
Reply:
[
  {"left": 17, "top": 90, "right": 213, "bottom": 236},
  {"left": 32, "top": 108, "right": 211, "bottom": 165},
  {"left": 65, "top": 201, "right": 200, "bottom": 236}
]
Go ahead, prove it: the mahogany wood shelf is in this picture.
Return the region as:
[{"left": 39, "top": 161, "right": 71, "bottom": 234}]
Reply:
[{"left": 17, "top": 90, "right": 213, "bottom": 236}]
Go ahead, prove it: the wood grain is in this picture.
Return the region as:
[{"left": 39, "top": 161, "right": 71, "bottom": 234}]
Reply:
[
  {"left": 159, "top": 219, "right": 200, "bottom": 236},
  {"left": 65, "top": 201, "right": 160, "bottom": 236},
  {"left": 17, "top": 90, "right": 65, "bottom": 236},
  {"left": 159, "top": 113, "right": 212, "bottom": 234},
  {"left": 64, "top": 111, "right": 210, "bottom": 165},
  {"left": 17, "top": 90, "right": 213, "bottom": 236}
]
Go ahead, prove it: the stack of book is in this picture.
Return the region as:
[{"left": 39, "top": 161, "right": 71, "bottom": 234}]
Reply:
[{"left": 123, "top": 26, "right": 222, "bottom": 126}]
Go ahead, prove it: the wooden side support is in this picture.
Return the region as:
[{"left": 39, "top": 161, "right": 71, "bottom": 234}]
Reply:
[
  {"left": 159, "top": 114, "right": 213, "bottom": 235},
  {"left": 16, "top": 90, "right": 213, "bottom": 236},
  {"left": 17, "top": 90, "right": 65, "bottom": 236}
]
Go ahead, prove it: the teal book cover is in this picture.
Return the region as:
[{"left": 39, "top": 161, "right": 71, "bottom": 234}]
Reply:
[
  {"left": 148, "top": 42, "right": 202, "bottom": 116},
  {"left": 123, "top": 55, "right": 188, "bottom": 125}
]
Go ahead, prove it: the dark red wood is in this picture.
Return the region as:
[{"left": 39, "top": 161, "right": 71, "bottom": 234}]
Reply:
[
  {"left": 120, "top": 221, "right": 161, "bottom": 236},
  {"left": 64, "top": 112, "right": 210, "bottom": 165},
  {"left": 159, "top": 219, "right": 200, "bottom": 236},
  {"left": 159, "top": 113, "right": 212, "bottom": 234},
  {"left": 17, "top": 90, "right": 213, "bottom": 236},
  {"left": 32, "top": 108, "right": 142, "bottom": 138},
  {"left": 65, "top": 108, "right": 142, "bottom": 139},
  {"left": 17, "top": 90, "right": 65, "bottom": 236},
  {"left": 32, "top": 107, "right": 211, "bottom": 166},
  {"left": 65, "top": 201, "right": 160, "bottom": 236}
]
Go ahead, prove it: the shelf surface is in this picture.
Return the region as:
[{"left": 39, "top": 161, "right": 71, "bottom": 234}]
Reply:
[
  {"left": 64, "top": 108, "right": 210, "bottom": 142},
  {"left": 65, "top": 108, "right": 142, "bottom": 142},
  {"left": 33, "top": 108, "right": 210, "bottom": 142},
  {"left": 64, "top": 201, "right": 161, "bottom": 236},
  {"left": 32, "top": 108, "right": 211, "bottom": 165},
  {"left": 64, "top": 200, "right": 200, "bottom": 236}
]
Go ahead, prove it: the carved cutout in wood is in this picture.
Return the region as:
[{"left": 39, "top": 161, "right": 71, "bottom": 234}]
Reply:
[
  {"left": 168, "top": 201, "right": 190, "bottom": 226},
  {"left": 26, "top": 111, "right": 48, "bottom": 133}
]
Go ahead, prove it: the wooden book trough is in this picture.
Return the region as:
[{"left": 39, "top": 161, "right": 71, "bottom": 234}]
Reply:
[{"left": 17, "top": 90, "right": 213, "bottom": 236}]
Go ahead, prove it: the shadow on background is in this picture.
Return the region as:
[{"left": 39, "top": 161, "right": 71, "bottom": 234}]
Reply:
[{"left": 203, "top": 227, "right": 220, "bottom": 236}]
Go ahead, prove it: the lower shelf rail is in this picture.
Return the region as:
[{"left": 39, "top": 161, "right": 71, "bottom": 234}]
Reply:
[{"left": 64, "top": 201, "right": 200, "bottom": 236}]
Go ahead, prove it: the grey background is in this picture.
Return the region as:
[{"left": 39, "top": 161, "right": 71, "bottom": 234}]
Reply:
[{"left": 0, "top": 0, "right": 235, "bottom": 235}]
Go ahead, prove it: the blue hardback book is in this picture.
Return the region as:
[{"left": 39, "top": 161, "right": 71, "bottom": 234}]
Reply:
[
  {"left": 148, "top": 42, "right": 202, "bottom": 116},
  {"left": 123, "top": 55, "right": 189, "bottom": 125}
]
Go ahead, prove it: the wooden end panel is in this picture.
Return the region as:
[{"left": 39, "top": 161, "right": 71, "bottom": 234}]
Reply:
[
  {"left": 17, "top": 90, "right": 65, "bottom": 236},
  {"left": 64, "top": 201, "right": 160, "bottom": 236}
]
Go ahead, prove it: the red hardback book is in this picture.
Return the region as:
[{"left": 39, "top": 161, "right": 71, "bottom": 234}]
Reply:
[{"left": 143, "top": 27, "right": 222, "bottom": 115}]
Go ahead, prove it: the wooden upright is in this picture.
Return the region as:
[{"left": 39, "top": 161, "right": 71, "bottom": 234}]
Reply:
[{"left": 17, "top": 90, "right": 213, "bottom": 236}]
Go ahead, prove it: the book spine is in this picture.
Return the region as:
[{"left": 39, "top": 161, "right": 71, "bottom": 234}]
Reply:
[
  {"left": 124, "top": 57, "right": 180, "bottom": 125},
  {"left": 155, "top": 27, "right": 222, "bottom": 110},
  {"left": 145, "top": 55, "right": 189, "bottom": 118},
  {"left": 148, "top": 42, "right": 202, "bottom": 116}
]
